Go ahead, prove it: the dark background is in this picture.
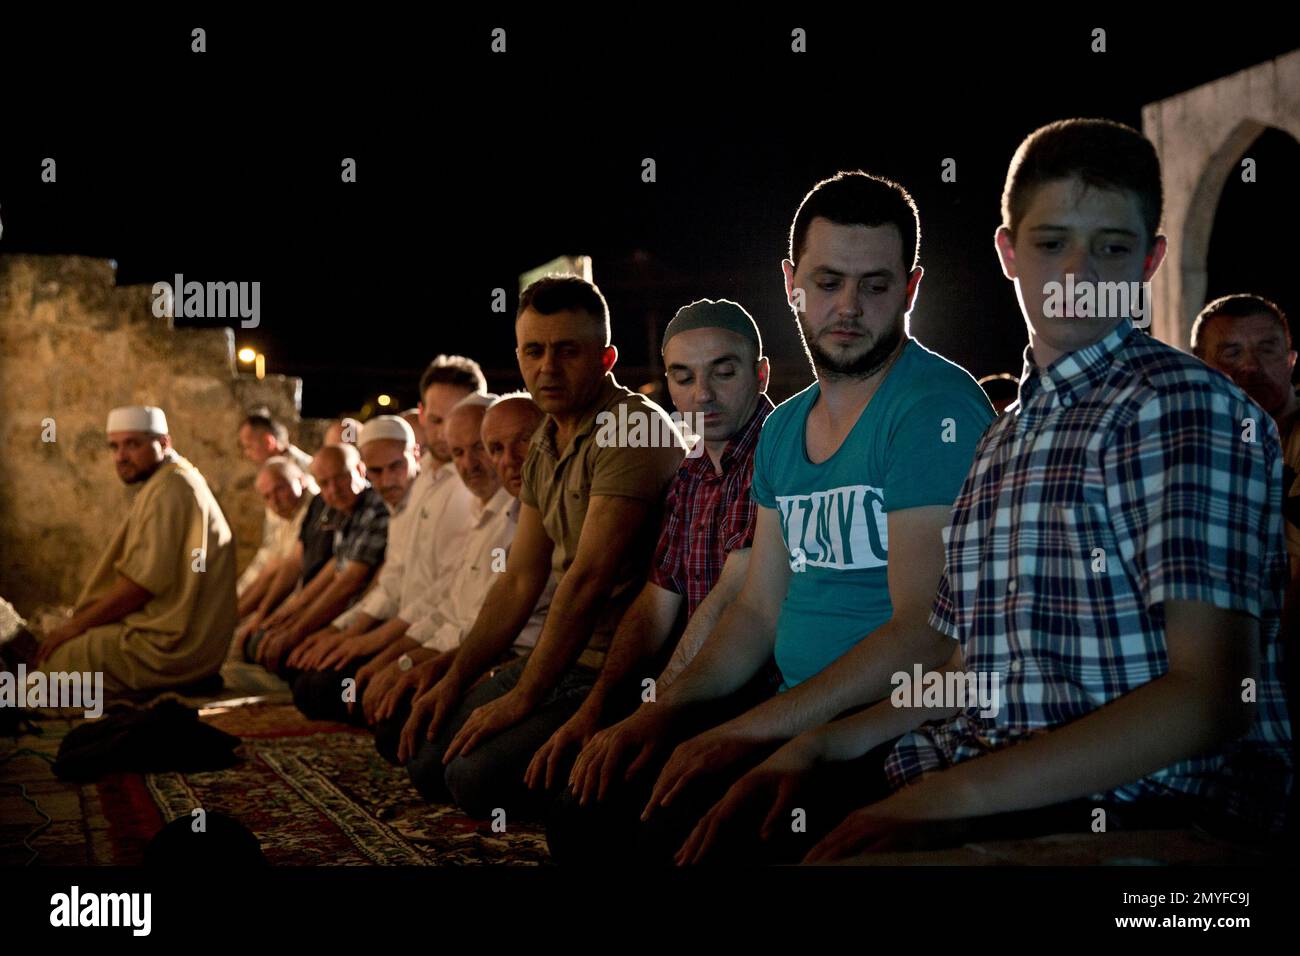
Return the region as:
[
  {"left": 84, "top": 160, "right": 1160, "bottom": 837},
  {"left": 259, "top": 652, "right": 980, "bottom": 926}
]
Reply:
[{"left": 1, "top": 12, "right": 1297, "bottom": 415}]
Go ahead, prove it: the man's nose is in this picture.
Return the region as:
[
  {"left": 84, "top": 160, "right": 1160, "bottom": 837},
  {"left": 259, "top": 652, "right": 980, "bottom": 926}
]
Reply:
[
  {"left": 835, "top": 283, "right": 862, "bottom": 317},
  {"left": 1062, "top": 246, "right": 1098, "bottom": 284}
]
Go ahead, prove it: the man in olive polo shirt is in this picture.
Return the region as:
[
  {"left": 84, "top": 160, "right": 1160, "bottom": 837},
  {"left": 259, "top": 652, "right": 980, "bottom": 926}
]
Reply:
[{"left": 402, "top": 275, "right": 685, "bottom": 820}]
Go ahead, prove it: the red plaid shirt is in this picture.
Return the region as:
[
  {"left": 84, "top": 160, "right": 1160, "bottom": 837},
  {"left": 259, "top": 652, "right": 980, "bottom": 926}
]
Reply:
[{"left": 650, "top": 396, "right": 773, "bottom": 617}]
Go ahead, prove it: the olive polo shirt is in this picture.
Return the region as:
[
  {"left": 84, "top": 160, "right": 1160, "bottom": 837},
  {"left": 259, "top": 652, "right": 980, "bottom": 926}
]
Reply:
[{"left": 520, "top": 374, "right": 685, "bottom": 669}]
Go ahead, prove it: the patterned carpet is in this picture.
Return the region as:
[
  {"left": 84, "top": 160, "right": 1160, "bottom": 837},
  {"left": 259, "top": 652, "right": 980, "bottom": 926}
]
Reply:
[{"left": 1, "top": 701, "right": 551, "bottom": 866}]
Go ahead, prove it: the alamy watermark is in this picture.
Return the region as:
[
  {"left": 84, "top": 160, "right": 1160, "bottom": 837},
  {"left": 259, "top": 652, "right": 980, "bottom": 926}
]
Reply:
[
  {"left": 1, "top": 665, "right": 103, "bottom": 718},
  {"left": 890, "top": 663, "right": 1001, "bottom": 718},
  {"left": 594, "top": 407, "right": 704, "bottom": 458},
  {"left": 1042, "top": 274, "right": 1152, "bottom": 328},
  {"left": 152, "top": 274, "right": 261, "bottom": 328}
]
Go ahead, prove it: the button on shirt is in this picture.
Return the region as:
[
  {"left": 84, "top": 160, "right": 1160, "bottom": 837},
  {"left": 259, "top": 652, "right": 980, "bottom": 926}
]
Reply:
[
  {"left": 650, "top": 396, "right": 773, "bottom": 618},
  {"left": 886, "top": 319, "right": 1293, "bottom": 834},
  {"left": 408, "top": 488, "right": 554, "bottom": 653},
  {"left": 395, "top": 462, "right": 476, "bottom": 631}
]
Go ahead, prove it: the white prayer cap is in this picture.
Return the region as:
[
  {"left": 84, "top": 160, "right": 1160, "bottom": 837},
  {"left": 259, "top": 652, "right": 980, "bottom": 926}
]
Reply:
[
  {"left": 359, "top": 414, "right": 415, "bottom": 449},
  {"left": 106, "top": 405, "right": 169, "bottom": 435}
]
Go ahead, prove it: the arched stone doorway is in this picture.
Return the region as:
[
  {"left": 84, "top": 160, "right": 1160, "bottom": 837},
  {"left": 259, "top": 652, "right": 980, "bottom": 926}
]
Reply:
[{"left": 1142, "top": 49, "right": 1300, "bottom": 348}]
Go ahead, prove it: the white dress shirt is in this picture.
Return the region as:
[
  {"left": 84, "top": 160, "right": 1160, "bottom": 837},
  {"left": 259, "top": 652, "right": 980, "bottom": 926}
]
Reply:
[{"left": 407, "top": 489, "right": 555, "bottom": 653}]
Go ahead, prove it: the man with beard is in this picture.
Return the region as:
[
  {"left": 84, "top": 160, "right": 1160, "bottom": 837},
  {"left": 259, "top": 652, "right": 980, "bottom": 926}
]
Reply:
[
  {"left": 28, "top": 405, "right": 237, "bottom": 694},
  {"left": 550, "top": 172, "right": 993, "bottom": 863}
]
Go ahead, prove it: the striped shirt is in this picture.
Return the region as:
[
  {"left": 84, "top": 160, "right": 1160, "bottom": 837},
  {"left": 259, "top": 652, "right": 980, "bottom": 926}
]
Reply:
[
  {"left": 886, "top": 319, "right": 1293, "bottom": 834},
  {"left": 650, "top": 397, "right": 773, "bottom": 617}
]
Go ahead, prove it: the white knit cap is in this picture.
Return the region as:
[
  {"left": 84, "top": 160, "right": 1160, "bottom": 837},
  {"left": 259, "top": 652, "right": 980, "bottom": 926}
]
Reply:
[
  {"left": 359, "top": 414, "right": 415, "bottom": 448},
  {"left": 106, "top": 405, "right": 169, "bottom": 435}
]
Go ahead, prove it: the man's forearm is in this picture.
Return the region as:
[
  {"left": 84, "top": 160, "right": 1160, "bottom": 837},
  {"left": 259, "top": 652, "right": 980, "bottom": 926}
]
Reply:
[
  {"left": 657, "top": 594, "right": 774, "bottom": 712},
  {"left": 260, "top": 560, "right": 307, "bottom": 618},
  {"left": 725, "top": 616, "right": 951, "bottom": 742},
  {"left": 660, "top": 589, "right": 729, "bottom": 687},
  {"left": 882, "top": 670, "right": 1253, "bottom": 821},
  {"left": 445, "top": 573, "right": 542, "bottom": 690},
  {"left": 292, "top": 569, "right": 372, "bottom": 637},
  {"left": 585, "top": 604, "right": 673, "bottom": 715},
  {"left": 514, "top": 573, "right": 623, "bottom": 702},
  {"left": 67, "top": 581, "right": 151, "bottom": 635},
  {"left": 239, "top": 568, "right": 275, "bottom": 616}
]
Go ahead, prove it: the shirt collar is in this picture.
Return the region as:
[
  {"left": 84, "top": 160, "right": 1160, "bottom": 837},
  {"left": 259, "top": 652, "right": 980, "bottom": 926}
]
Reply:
[
  {"left": 1019, "top": 318, "right": 1137, "bottom": 409},
  {"left": 683, "top": 393, "right": 775, "bottom": 476},
  {"left": 535, "top": 374, "right": 624, "bottom": 462}
]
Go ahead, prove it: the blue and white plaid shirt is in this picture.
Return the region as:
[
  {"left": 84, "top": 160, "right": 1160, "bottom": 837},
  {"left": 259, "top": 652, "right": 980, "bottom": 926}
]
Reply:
[{"left": 886, "top": 319, "right": 1293, "bottom": 834}]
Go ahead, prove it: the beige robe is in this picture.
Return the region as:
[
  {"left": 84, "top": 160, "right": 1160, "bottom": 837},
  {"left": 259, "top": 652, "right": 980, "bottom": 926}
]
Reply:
[{"left": 42, "top": 453, "right": 237, "bottom": 693}]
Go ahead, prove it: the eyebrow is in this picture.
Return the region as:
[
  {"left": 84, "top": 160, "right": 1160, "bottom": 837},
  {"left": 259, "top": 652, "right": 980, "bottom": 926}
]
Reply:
[
  {"left": 1028, "top": 224, "right": 1141, "bottom": 238},
  {"left": 668, "top": 355, "right": 742, "bottom": 372},
  {"left": 809, "top": 266, "right": 894, "bottom": 279},
  {"left": 520, "top": 338, "right": 580, "bottom": 350}
]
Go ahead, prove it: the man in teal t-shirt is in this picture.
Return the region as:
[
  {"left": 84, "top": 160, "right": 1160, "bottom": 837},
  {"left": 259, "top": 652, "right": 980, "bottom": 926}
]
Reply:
[
  {"left": 553, "top": 170, "right": 993, "bottom": 865},
  {"left": 751, "top": 336, "right": 991, "bottom": 689}
]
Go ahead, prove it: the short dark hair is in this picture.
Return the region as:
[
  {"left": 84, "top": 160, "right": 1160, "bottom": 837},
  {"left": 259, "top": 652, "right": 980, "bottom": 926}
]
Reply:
[
  {"left": 1002, "top": 118, "right": 1162, "bottom": 246},
  {"left": 517, "top": 274, "right": 612, "bottom": 346},
  {"left": 241, "top": 412, "right": 287, "bottom": 446},
  {"left": 1191, "top": 293, "right": 1292, "bottom": 356},
  {"left": 788, "top": 171, "right": 920, "bottom": 274},
  {"left": 418, "top": 355, "right": 487, "bottom": 399}
]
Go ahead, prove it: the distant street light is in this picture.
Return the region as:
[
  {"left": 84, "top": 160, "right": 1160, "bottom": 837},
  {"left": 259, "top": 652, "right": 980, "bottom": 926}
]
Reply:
[
  {"left": 237, "top": 347, "right": 256, "bottom": 364},
  {"left": 377, "top": 394, "right": 392, "bottom": 407}
]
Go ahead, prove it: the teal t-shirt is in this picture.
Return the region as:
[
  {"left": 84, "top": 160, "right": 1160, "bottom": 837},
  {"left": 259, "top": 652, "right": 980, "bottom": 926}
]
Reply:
[{"left": 751, "top": 338, "right": 994, "bottom": 689}]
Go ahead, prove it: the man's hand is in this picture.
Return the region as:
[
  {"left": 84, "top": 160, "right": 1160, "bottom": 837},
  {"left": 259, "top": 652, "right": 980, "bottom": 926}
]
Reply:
[
  {"left": 525, "top": 703, "right": 601, "bottom": 791},
  {"left": 568, "top": 706, "right": 674, "bottom": 806},
  {"left": 444, "top": 687, "right": 537, "bottom": 763},
  {"left": 642, "top": 729, "right": 766, "bottom": 822},
  {"left": 319, "top": 631, "right": 380, "bottom": 671},
  {"left": 260, "top": 625, "right": 306, "bottom": 673},
  {"left": 286, "top": 627, "right": 340, "bottom": 670},
  {"left": 674, "top": 734, "right": 822, "bottom": 865},
  {"left": 802, "top": 806, "right": 968, "bottom": 863},
  {"left": 352, "top": 655, "right": 387, "bottom": 719},
  {"left": 395, "top": 676, "right": 465, "bottom": 764},
  {"left": 34, "top": 620, "right": 82, "bottom": 666}
]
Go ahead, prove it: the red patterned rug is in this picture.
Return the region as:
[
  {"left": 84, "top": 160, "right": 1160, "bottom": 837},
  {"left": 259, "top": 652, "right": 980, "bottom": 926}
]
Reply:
[{"left": 2, "top": 702, "right": 550, "bottom": 866}]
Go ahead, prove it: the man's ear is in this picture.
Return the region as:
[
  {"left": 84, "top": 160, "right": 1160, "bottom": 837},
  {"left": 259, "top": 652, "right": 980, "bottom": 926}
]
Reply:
[
  {"left": 756, "top": 356, "right": 771, "bottom": 393},
  {"left": 781, "top": 260, "right": 798, "bottom": 309},
  {"left": 904, "top": 266, "right": 924, "bottom": 314},
  {"left": 601, "top": 344, "right": 618, "bottom": 373},
  {"left": 1142, "top": 235, "right": 1168, "bottom": 282},
  {"left": 994, "top": 226, "right": 1017, "bottom": 280}
]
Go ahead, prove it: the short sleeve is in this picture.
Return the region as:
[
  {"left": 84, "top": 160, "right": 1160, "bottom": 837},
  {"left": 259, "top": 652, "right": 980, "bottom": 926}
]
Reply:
[
  {"left": 341, "top": 501, "right": 388, "bottom": 568},
  {"left": 749, "top": 415, "right": 777, "bottom": 509},
  {"left": 116, "top": 477, "right": 192, "bottom": 595},
  {"left": 883, "top": 389, "right": 992, "bottom": 512},
  {"left": 588, "top": 405, "right": 684, "bottom": 500},
  {"left": 1104, "top": 387, "right": 1285, "bottom": 619},
  {"left": 519, "top": 444, "right": 542, "bottom": 509}
]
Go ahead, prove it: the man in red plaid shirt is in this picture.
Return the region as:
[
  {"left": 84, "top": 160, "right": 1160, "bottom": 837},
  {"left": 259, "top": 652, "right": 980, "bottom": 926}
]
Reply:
[{"left": 530, "top": 299, "right": 776, "bottom": 859}]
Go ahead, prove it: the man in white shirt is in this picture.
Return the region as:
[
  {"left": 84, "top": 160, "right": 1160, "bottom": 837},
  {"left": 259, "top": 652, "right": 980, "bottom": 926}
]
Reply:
[
  {"left": 370, "top": 394, "right": 553, "bottom": 762},
  {"left": 287, "top": 356, "right": 487, "bottom": 721},
  {"left": 235, "top": 457, "right": 318, "bottom": 623}
]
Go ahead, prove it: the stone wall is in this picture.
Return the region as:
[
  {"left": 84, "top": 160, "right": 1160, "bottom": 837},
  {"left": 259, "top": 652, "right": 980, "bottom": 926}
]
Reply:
[
  {"left": 0, "top": 254, "right": 304, "bottom": 618},
  {"left": 1142, "top": 49, "right": 1300, "bottom": 348}
]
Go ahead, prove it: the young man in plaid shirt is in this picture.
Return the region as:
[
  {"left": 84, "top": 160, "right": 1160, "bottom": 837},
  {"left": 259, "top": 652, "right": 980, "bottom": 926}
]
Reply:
[{"left": 682, "top": 119, "right": 1293, "bottom": 863}]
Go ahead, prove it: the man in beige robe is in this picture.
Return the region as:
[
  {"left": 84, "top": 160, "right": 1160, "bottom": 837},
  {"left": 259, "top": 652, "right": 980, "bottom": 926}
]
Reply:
[{"left": 34, "top": 405, "right": 237, "bottom": 694}]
